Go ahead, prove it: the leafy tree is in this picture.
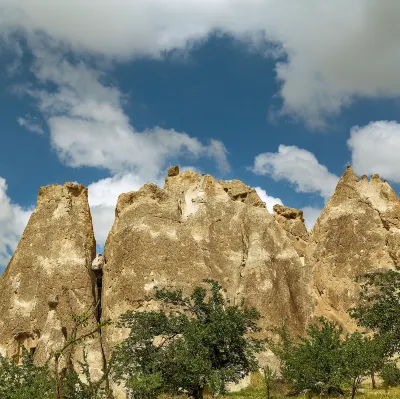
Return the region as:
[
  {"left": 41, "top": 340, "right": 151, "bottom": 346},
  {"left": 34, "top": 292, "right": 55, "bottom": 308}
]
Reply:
[
  {"left": 350, "top": 269, "right": 400, "bottom": 356},
  {"left": 270, "top": 318, "right": 346, "bottom": 396},
  {"left": 0, "top": 348, "right": 54, "bottom": 399},
  {"left": 262, "top": 366, "right": 278, "bottom": 399},
  {"left": 380, "top": 362, "right": 400, "bottom": 391},
  {"left": 341, "top": 332, "right": 382, "bottom": 399},
  {"left": 111, "top": 279, "right": 264, "bottom": 399}
]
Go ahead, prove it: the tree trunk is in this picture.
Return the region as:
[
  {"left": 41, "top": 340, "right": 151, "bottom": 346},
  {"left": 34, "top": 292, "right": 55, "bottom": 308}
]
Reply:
[
  {"left": 194, "top": 387, "right": 204, "bottom": 399},
  {"left": 351, "top": 383, "right": 357, "bottom": 399},
  {"left": 54, "top": 355, "right": 61, "bottom": 399},
  {"left": 371, "top": 371, "right": 376, "bottom": 389}
]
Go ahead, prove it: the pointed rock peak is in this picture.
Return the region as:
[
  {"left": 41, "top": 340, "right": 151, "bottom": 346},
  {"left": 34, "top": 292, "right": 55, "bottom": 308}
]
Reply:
[
  {"left": 340, "top": 165, "right": 359, "bottom": 184},
  {"left": 167, "top": 165, "right": 180, "bottom": 177},
  {"left": 371, "top": 174, "right": 382, "bottom": 183},
  {"left": 361, "top": 174, "right": 368, "bottom": 181}
]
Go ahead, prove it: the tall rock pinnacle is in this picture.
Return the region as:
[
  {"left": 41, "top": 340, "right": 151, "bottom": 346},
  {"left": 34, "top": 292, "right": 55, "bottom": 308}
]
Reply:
[
  {"left": 310, "top": 167, "right": 400, "bottom": 330},
  {"left": 0, "top": 183, "right": 103, "bottom": 378}
]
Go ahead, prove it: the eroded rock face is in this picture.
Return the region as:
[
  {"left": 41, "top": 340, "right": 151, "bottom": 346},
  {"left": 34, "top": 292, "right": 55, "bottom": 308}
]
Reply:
[
  {"left": 0, "top": 183, "right": 103, "bottom": 378},
  {"left": 273, "top": 204, "right": 309, "bottom": 259},
  {"left": 102, "top": 170, "right": 314, "bottom": 362},
  {"left": 310, "top": 166, "right": 400, "bottom": 330}
]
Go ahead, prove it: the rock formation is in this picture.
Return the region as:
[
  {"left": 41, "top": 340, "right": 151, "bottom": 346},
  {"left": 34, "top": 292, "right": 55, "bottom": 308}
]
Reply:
[
  {"left": 310, "top": 166, "right": 400, "bottom": 330},
  {"left": 0, "top": 183, "right": 104, "bottom": 378},
  {"left": 2, "top": 165, "right": 400, "bottom": 396},
  {"left": 102, "top": 167, "right": 313, "bottom": 363},
  {"left": 273, "top": 204, "right": 309, "bottom": 259}
]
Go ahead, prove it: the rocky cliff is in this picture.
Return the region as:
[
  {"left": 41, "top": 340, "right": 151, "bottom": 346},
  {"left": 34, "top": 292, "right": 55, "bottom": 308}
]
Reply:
[
  {"left": 1, "top": 166, "right": 400, "bottom": 392},
  {"left": 102, "top": 170, "right": 313, "bottom": 361},
  {"left": 0, "top": 183, "right": 104, "bottom": 378}
]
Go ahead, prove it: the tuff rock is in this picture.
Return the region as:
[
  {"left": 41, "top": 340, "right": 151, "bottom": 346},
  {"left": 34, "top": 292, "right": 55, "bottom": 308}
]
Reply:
[
  {"left": 0, "top": 183, "right": 104, "bottom": 378},
  {"left": 310, "top": 166, "right": 400, "bottom": 330},
  {"left": 1, "top": 166, "right": 400, "bottom": 396}
]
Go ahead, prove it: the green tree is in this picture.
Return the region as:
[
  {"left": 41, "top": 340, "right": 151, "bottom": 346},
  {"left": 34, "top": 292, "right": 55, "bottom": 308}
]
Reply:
[
  {"left": 342, "top": 332, "right": 382, "bottom": 399},
  {"left": 262, "top": 366, "right": 278, "bottom": 399},
  {"left": 380, "top": 362, "right": 400, "bottom": 392},
  {"left": 111, "top": 279, "right": 264, "bottom": 399},
  {"left": 350, "top": 269, "right": 400, "bottom": 356},
  {"left": 0, "top": 348, "right": 54, "bottom": 399},
  {"left": 270, "top": 318, "right": 346, "bottom": 396}
]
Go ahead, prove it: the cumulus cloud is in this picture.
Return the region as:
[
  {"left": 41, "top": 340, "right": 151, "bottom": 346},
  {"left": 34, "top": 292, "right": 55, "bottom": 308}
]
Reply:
[
  {"left": 17, "top": 114, "right": 44, "bottom": 134},
  {"left": 0, "top": 177, "right": 32, "bottom": 269},
  {"left": 23, "top": 51, "right": 229, "bottom": 179},
  {"left": 88, "top": 173, "right": 153, "bottom": 246},
  {"left": 2, "top": 1, "right": 400, "bottom": 126},
  {"left": 254, "top": 187, "right": 283, "bottom": 213},
  {"left": 252, "top": 145, "right": 339, "bottom": 200},
  {"left": 348, "top": 121, "right": 400, "bottom": 182},
  {"left": 19, "top": 50, "right": 230, "bottom": 245}
]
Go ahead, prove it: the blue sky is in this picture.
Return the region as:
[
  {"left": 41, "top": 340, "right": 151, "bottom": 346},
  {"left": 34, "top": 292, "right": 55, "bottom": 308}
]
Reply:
[{"left": 1, "top": 1, "right": 400, "bottom": 272}]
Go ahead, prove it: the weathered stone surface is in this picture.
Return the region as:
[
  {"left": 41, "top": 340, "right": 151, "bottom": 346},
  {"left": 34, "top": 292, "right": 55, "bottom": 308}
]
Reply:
[
  {"left": 310, "top": 166, "right": 400, "bottom": 330},
  {"left": 273, "top": 204, "right": 309, "bottom": 259},
  {"left": 102, "top": 171, "right": 313, "bottom": 367},
  {"left": 219, "top": 179, "right": 266, "bottom": 208},
  {"left": 0, "top": 183, "right": 103, "bottom": 378},
  {"left": 167, "top": 165, "right": 180, "bottom": 177}
]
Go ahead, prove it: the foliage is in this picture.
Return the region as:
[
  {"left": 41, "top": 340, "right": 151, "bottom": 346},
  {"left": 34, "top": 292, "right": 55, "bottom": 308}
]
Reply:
[
  {"left": 0, "top": 348, "right": 54, "bottom": 399},
  {"left": 270, "top": 318, "right": 347, "bottom": 396},
  {"left": 341, "top": 332, "right": 382, "bottom": 399},
  {"left": 262, "top": 366, "right": 277, "bottom": 399},
  {"left": 111, "top": 279, "right": 264, "bottom": 399},
  {"left": 350, "top": 269, "right": 400, "bottom": 356},
  {"left": 61, "top": 350, "right": 111, "bottom": 399},
  {"left": 381, "top": 362, "right": 400, "bottom": 391},
  {"left": 0, "top": 288, "right": 111, "bottom": 399}
]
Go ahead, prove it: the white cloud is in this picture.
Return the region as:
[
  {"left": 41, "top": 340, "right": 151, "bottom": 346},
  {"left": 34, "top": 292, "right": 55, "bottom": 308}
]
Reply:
[
  {"left": 252, "top": 145, "right": 339, "bottom": 200},
  {"left": 348, "top": 121, "right": 400, "bottom": 183},
  {"left": 17, "top": 114, "right": 44, "bottom": 134},
  {"left": 21, "top": 51, "right": 230, "bottom": 246},
  {"left": 0, "top": 177, "right": 32, "bottom": 269},
  {"left": 302, "top": 206, "right": 321, "bottom": 231},
  {"left": 2, "top": 1, "right": 400, "bottom": 126},
  {"left": 23, "top": 51, "right": 229, "bottom": 179},
  {"left": 254, "top": 187, "right": 283, "bottom": 213},
  {"left": 88, "top": 173, "right": 153, "bottom": 246}
]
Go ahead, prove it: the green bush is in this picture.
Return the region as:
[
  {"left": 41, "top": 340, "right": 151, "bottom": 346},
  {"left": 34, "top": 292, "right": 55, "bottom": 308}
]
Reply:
[
  {"left": 381, "top": 363, "right": 400, "bottom": 390},
  {"left": 0, "top": 348, "right": 54, "bottom": 399}
]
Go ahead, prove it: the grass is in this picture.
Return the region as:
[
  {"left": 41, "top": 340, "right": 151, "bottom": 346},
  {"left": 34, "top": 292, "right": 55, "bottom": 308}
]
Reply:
[{"left": 219, "top": 373, "right": 400, "bottom": 399}]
